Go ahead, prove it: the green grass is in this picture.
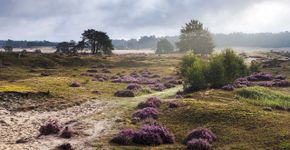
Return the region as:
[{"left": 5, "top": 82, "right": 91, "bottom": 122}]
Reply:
[
  {"left": 236, "top": 86, "right": 290, "bottom": 109},
  {"left": 0, "top": 84, "right": 35, "bottom": 92}
]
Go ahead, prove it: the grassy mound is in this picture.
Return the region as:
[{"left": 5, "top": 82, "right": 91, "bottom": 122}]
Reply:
[{"left": 236, "top": 86, "right": 290, "bottom": 109}]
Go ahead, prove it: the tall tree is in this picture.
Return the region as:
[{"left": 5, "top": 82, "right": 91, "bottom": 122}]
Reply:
[
  {"left": 81, "top": 29, "right": 113, "bottom": 55},
  {"left": 176, "top": 20, "right": 215, "bottom": 54},
  {"left": 156, "top": 39, "right": 174, "bottom": 54}
]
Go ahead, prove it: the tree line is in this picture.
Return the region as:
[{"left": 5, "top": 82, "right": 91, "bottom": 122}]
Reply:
[{"left": 3, "top": 20, "right": 290, "bottom": 55}]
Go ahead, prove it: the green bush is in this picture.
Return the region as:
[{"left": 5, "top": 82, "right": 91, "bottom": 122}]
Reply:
[
  {"left": 180, "top": 49, "right": 249, "bottom": 91},
  {"left": 249, "top": 61, "right": 260, "bottom": 73},
  {"left": 180, "top": 51, "right": 198, "bottom": 76},
  {"left": 206, "top": 56, "right": 225, "bottom": 88},
  {"left": 221, "top": 49, "right": 249, "bottom": 82},
  {"left": 183, "top": 57, "right": 208, "bottom": 91}
]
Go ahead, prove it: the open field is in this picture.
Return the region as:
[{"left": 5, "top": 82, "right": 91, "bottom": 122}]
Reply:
[{"left": 1, "top": 51, "right": 290, "bottom": 149}]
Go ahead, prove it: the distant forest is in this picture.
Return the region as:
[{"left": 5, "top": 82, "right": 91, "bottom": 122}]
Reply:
[
  {"left": 1, "top": 32, "right": 290, "bottom": 50},
  {"left": 0, "top": 40, "right": 57, "bottom": 48},
  {"left": 113, "top": 32, "right": 290, "bottom": 49}
]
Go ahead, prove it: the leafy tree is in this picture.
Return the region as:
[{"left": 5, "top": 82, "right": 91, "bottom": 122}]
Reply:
[
  {"left": 176, "top": 20, "right": 215, "bottom": 54},
  {"left": 81, "top": 29, "right": 113, "bottom": 55},
  {"left": 3, "top": 45, "right": 13, "bottom": 52},
  {"left": 156, "top": 39, "right": 174, "bottom": 54}
]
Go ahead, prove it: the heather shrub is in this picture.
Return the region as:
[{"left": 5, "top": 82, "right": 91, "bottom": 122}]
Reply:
[
  {"left": 127, "top": 83, "right": 141, "bottom": 90},
  {"left": 221, "top": 84, "right": 235, "bottom": 91},
  {"left": 133, "top": 124, "right": 175, "bottom": 145},
  {"left": 39, "top": 119, "right": 61, "bottom": 136},
  {"left": 110, "top": 129, "right": 135, "bottom": 145},
  {"left": 114, "top": 90, "right": 135, "bottom": 97},
  {"left": 168, "top": 101, "right": 181, "bottom": 108},
  {"left": 184, "top": 128, "right": 216, "bottom": 144},
  {"left": 133, "top": 130, "right": 163, "bottom": 145},
  {"left": 132, "top": 107, "right": 159, "bottom": 120},
  {"left": 137, "top": 97, "right": 162, "bottom": 109},
  {"left": 148, "top": 83, "right": 166, "bottom": 91},
  {"left": 186, "top": 138, "right": 211, "bottom": 150}
]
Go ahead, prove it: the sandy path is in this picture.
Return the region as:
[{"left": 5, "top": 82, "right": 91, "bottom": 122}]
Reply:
[{"left": 0, "top": 100, "right": 115, "bottom": 150}]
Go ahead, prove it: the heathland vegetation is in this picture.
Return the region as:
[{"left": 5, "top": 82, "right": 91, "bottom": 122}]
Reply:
[{"left": 1, "top": 19, "right": 290, "bottom": 150}]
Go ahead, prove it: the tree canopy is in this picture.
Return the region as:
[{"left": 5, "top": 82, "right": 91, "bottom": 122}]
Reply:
[
  {"left": 81, "top": 29, "right": 113, "bottom": 55},
  {"left": 156, "top": 39, "right": 174, "bottom": 54},
  {"left": 176, "top": 20, "right": 215, "bottom": 54}
]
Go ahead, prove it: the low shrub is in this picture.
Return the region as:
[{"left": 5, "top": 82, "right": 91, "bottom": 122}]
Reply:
[
  {"left": 168, "top": 101, "right": 181, "bottom": 108},
  {"left": 114, "top": 90, "right": 135, "bottom": 97},
  {"left": 247, "top": 72, "right": 273, "bottom": 81},
  {"left": 54, "top": 143, "right": 73, "bottom": 150},
  {"left": 133, "top": 130, "right": 163, "bottom": 145},
  {"left": 148, "top": 83, "right": 166, "bottom": 91},
  {"left": 133, "top": 124, "right": 175, "bottom": 145},
  {"left": 221, "top": 84, "right": 235, "bottom": 91},
  {"left": 140, "top": 124, "right": 175, "bottom": 144},
  {"left": 127, "top": 83, "right": 141, "bottom": 90},
  {"left": 39, "top": 119, "right": 61, "bottom": 136},
  {"left": 186, "top": 138, "right": 211, "bottom": 150},
  {"left": 69, "top": 82, "right": 80, "bottom": 87},
  {"left": 60, "top": 126, "right": 73, "bottom": 139},
  {"left": 180, "top": 49, "right": 249, "bottom": 92},
  {"left": 137, "top": 97, "right": 162, "bottom": 109},
  {"left": 110, "top": 129, "right": 135, "bottom": 145},
  {"left": 132, "top": 107, "right": 159, "bottom": 120},
  {"left": 184, "top": 128, "right": 216, "bottom": 144}
]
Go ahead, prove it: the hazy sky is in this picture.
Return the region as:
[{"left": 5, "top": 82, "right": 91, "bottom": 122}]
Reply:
[{"left": 0, "top": 0, "right": 290, "bottom": 41}]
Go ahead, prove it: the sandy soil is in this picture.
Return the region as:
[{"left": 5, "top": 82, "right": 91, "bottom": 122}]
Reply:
[{"left": 0, "top": 100, "right": 116, "bottom": 150}]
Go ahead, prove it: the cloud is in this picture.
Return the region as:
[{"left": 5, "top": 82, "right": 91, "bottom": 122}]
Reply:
[{"left": 0, "top": 0, "right": 289, "bottom": 41}]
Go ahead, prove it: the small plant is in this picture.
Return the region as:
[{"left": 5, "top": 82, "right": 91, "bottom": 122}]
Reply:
[
  {"left": 137, "top": 97, "right": 162, "bottom": 109},
  {"left": 110, "top": 129, "right": 135, "bottom": 145},
  {"left": 186, "top": 138, "right": 211, "bottom": 150},
  {"left": 133, "top": 130, "right": 163, "bottom": 145},
  {"left": 148, "top": 83, "right": 166, "bottom": 91},
  {"left": 127, "top": 83, "right": 142, "bottom": 90},
  {"left": 114, "top": 90, "right": 135, "bottom": 97},
  {"left": 221, "top": 84, "right": 235, "bottom": 91},
  {"left": 69, "top": 82, "right": 80, "bottom": 87},
  {"left": 184, "top": 128, "right": 216, "bottom": 144},
  {"left": 133, "top": 124, "right": 175, "bottom": 145},
  {"left": 60, "top": 126, "right": 73, "bottom": 139},
  {"left": 139, "top": 124, "right": 175, "bottom": 144},
  {"left": 54, "top": 143, "right": 73, "bottom": 150},
  {"left": 168, "top": 101, "right": 181, "bottom": 108},
  {"left": 132, "top": 107, "right": 159, "bottom": 120},
  {"left": 39, "top": 119, "right": 61, "bottom": 136}
]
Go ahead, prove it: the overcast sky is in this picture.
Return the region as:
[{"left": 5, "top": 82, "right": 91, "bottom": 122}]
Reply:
[{"left": 0, "top": 0, "right": 290, "bottom": 41}]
